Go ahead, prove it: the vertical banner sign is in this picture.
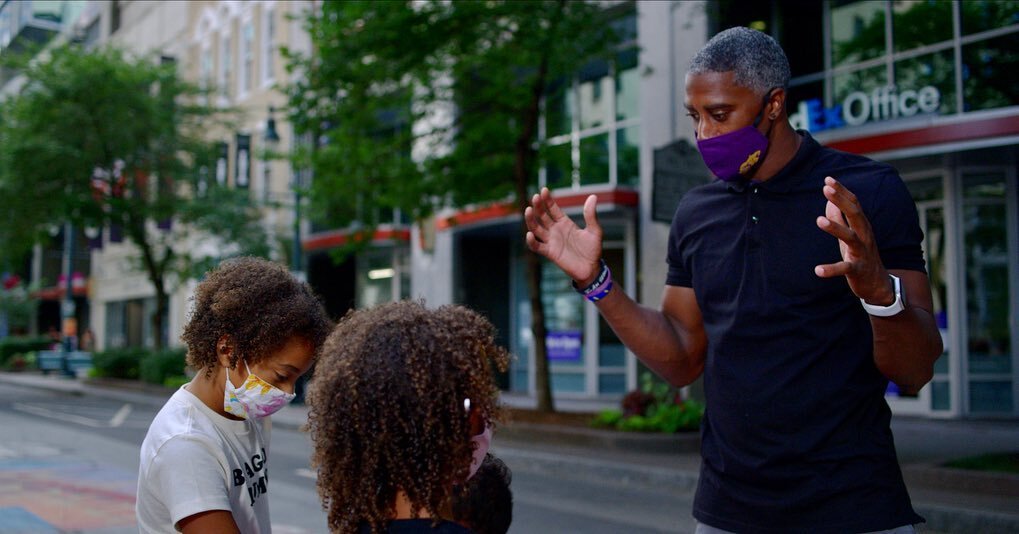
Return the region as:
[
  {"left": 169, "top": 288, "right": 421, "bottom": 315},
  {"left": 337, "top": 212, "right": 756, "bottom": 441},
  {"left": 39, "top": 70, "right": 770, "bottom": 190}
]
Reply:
[
  {"left": 235, "top": 134, "right": 251, "bottom": 188},
  {"left": 216, "top": 141, "right": 229, "bottom": 186}
]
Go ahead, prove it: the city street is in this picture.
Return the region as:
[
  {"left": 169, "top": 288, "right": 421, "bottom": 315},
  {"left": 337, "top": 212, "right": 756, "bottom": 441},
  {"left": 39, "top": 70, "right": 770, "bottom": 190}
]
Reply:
[{"left": 0, "top": 383, "right": 695, "bottom": 533}]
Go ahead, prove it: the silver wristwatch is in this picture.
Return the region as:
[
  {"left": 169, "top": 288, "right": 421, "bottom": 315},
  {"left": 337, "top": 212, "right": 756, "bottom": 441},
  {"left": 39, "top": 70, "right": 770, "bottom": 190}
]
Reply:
[{"left": 860, "top": 274, "right": 906, "bottom": 317}]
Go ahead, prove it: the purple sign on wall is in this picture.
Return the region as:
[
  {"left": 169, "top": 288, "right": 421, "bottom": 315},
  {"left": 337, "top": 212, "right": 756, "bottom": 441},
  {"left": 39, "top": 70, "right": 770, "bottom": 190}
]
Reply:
[{"left": 547, "top": 330, "right": 582, "bottom": 362}]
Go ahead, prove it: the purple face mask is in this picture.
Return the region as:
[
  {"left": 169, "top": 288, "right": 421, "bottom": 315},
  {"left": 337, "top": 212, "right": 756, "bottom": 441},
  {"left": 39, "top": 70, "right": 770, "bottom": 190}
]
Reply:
[{"left": 696, "top": 89, "right": 776, "bottom": 182}]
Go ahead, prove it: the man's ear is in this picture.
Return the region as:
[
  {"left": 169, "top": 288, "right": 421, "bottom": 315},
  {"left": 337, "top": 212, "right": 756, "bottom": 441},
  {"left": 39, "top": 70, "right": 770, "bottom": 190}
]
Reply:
[
  {"left": 215, "top": 335, "right": 235, "bottom": 369},
  {"left": 768, "top": 87, "right": 787, "bottom": 120}
]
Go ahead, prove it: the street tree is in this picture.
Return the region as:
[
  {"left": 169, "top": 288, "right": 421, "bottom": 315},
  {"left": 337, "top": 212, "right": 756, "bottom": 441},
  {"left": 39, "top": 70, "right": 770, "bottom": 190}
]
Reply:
[
  {"left": 0, "top": 45, "right": 269, "bottom": 349},
  {"left": 285, "top": 0, "right": 619, "bottom": 411}
]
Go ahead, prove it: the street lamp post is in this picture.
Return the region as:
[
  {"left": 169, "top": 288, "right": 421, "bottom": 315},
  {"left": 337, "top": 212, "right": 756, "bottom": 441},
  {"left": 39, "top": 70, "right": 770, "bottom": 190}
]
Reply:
[
  {"left": 265, "top": 106, "right": 304, "bottom": 280},
  {"left": 60, "top": 221, "right": 76, "bottom": 372},
  {"left": 264, "top": 105, "right": 283, "bottom": 262}
]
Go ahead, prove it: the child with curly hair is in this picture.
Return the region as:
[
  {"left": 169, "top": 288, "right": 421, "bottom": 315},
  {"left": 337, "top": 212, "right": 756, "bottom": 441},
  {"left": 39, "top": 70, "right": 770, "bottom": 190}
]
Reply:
[
  {"left": 306, "top": 300, "right": 509, "bottom": 534},
  {"left": 137, "top": 257, "right": 332, "bottom": 534}
]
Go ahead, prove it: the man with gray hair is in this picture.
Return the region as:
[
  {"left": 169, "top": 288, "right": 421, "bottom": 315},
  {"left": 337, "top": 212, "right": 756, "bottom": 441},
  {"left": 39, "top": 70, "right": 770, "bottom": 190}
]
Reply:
[{"left": 525, "top": 27, "right": 941, "bottom": 533}]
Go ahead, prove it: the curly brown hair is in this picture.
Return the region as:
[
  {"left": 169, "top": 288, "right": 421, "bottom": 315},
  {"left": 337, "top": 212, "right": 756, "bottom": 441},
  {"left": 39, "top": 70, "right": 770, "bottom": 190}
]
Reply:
[
  {"left": 306, "top": 300, "right": 509, "bottom": 534},
  {"left": 182, "top": 257, "right": 332, "bottom": 372}
]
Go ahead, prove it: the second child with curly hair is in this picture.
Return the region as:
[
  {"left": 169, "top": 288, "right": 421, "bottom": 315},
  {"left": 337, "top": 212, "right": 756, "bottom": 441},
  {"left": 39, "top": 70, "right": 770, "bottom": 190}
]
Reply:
[
  {"left": 306, "top": 300, "right": 509, "bottom": 534},
  {"left": 137, "top": 257, "right": 333, "bottom": 534}
]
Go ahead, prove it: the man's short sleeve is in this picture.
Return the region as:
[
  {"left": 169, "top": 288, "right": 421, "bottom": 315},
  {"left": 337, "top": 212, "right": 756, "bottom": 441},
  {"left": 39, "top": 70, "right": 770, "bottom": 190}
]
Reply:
[
  {"left": 148, "top": 435, "right": 233, "bottom": 528},
  {"left": 868, "top": 171, "right": 926, "bottom": 273},
  {"left": 666, "top": 205, "right": 693, "bottom": 287}
]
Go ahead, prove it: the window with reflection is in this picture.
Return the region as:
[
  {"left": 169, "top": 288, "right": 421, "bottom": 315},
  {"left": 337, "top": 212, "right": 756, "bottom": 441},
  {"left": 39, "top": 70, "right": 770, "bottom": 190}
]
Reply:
[
  {"left": 895, "top": 49, "right": 956, "bottom": 114},
  {"left": 962, "top": 32, "right": 1019, "bottom": 112},
  {"left": 960, "top": 0, "right": 1019, "bottom": 35},
  {"left": 892, "top": 0, "right": 952, "bottom": 52},
  {"left": 578, "top": 59, "right": 611, "bottom": 130},
  {"left": 579, "top": 133, "right": 609, "bottom": 186},
  {"left": 833, "top": 65, "right": 888, "bottom": 107},
  {"left": 540, "top": 9, "right": 638, "bottom": 189},
  {"left": 831, "top": 0, "right": 887, "bottom": 67},
  {"left": 961, "top": 172, "right": 1013, "bottom": 413}
]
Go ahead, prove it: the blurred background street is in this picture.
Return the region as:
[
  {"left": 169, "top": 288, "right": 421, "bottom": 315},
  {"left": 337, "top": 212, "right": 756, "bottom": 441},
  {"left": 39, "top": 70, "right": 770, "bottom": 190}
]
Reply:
[
  {"left": 1, "top": 0, "right": 1018, "bottom": 532},
  {"left": 0, "top": 381, "right": 696, "bottom": 533}
]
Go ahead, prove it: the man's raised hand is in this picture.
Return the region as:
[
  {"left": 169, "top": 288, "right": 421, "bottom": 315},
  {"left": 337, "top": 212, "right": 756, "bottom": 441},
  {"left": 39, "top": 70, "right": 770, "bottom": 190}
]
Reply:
[
  {"left": 814, "top": 176, "right": 896, "bottom": 306},
  {"left": 524, "top": 187, "right": 604, "bottom": 285}
]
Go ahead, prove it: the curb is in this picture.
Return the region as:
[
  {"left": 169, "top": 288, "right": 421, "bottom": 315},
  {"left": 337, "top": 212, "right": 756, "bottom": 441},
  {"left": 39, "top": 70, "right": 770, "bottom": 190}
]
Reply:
[
  {"left": 492, "top": 444, "right": 700, "bottom": 493},
  {"left": 903, "top": 463, "right": 1019, "bottom": 498},
  {"left": 915, "top": 503, "right": 1019, "bottom": 534},
  {"left": 496, "top": 421, "right": 700, "bottom": 455}
]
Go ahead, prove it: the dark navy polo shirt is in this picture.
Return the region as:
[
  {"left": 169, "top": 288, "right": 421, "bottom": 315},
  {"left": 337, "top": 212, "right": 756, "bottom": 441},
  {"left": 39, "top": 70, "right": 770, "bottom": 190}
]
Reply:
[{"left": 667, "top": 132, "right": 925, "bottom": 533}]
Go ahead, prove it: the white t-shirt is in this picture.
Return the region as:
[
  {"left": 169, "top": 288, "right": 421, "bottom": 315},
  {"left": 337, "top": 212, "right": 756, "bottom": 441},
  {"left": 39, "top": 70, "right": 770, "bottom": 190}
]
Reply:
[{"left": 137, "top": 385, "right": 273, "bottom": 533}]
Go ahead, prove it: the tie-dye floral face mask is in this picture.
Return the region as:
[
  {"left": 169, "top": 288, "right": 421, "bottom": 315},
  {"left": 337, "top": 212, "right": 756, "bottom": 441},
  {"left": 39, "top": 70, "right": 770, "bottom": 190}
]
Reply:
[{"left": 223, "top": 360, "right": 296, "bottom": 419}]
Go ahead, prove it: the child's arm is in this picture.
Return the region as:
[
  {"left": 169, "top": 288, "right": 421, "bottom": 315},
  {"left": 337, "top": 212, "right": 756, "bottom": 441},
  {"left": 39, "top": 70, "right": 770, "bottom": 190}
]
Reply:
[{"left": 178, "top": 510, "right": 241, "bottom": 533}]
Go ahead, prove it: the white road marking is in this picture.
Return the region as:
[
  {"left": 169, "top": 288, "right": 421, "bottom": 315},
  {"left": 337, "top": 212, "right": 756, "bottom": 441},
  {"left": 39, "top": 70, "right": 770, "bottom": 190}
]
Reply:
[
  {"left": 12, "top": 402, "right": 135, "bottom": 429},
  {"left": 109, "top": 403, "right": 132, "bottom": 428},
  {"left": 13, "top": 402, "right": 107, "bottom": 427},
  {"left": 295, "top": 468, "right": 317, "bottom": 480}
]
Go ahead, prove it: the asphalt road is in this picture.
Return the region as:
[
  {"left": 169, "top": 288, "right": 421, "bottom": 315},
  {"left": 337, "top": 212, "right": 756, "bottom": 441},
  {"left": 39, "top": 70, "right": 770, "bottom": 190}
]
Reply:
[{"left": 0, "top": 384, "right": 695, "bottom": 533}]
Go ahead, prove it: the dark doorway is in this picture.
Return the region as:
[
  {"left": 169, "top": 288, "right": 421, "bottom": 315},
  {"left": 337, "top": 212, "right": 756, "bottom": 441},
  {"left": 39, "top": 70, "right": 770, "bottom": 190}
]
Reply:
[{"left": 457, "top": 233, "right": 512, "bottom": 391}]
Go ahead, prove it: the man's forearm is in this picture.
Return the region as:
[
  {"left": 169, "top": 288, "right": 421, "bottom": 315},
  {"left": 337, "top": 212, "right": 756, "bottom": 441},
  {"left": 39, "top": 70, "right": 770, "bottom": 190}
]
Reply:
[
  {"left": 591, "top": 287, "right": 706, "bottom": 387},
  {"left": 872, "top": 306, "right": 942, "bottom": 393}
]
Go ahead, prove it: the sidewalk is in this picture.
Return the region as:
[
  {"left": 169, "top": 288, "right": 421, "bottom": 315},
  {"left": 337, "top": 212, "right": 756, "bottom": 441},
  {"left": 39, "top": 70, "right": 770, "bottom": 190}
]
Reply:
[{"left": 3, "top": 372, "right": 1018, "bottom": 533}]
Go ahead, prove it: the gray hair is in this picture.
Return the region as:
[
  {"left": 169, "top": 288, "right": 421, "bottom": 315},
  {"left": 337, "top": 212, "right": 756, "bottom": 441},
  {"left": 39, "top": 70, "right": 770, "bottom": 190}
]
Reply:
[{"left": 688, "top": 27, "right": 790, "bottom": 96}]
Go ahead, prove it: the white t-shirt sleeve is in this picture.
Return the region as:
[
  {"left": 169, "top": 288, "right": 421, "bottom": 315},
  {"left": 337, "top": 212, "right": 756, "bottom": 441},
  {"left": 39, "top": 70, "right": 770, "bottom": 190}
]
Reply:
[{"left": 148, "top": 435, "right": 234, "bottom": 529}]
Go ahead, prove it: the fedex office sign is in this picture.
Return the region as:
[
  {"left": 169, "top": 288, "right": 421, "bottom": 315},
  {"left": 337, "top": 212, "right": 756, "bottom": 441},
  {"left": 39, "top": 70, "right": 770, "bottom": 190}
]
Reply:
[{"left": 790, "top": 85, "right": 940, "bottom": 132}]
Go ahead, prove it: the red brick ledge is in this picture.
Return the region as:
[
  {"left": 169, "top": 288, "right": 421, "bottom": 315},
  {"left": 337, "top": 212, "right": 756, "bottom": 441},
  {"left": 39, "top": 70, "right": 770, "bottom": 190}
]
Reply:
[{"left": 436, "top": 189, "right": 639, "bottom": 231}]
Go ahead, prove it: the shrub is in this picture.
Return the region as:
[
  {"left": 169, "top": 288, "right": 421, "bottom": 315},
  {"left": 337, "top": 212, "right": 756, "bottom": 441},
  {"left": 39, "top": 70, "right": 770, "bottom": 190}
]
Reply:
[
  {"left": 0, "top": 336, "right": 51, "bottom": 366},
  {"left": 140, "top": 348, "right": 187, "bottom": 385},
  {"left": 90, "top": 347, "right": 146, "bottom": 379},
  {"left": 163, "top": 375, "right": 190, "bottom": 389},
  {"left": 590, "top": 372, "right": 704, "bottom": 433}
]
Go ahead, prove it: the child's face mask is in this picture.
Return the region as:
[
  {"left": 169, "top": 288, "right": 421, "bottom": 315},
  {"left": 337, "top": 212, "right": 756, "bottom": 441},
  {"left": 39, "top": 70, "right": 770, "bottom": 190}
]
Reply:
[
  {"left": 468, "top": 425, "right": 492, "bottom": 480},
  {"left": 464, "top": 397, "right": 492, "bottom": 480},
  {"left": 223, "top": 360, "right": 296, "bottom": 419}
]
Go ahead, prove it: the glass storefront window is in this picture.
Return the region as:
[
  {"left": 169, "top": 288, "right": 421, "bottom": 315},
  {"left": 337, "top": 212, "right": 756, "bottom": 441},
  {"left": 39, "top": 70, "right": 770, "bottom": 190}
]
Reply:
[
  {"left": 895, "top": 49, "right": 956, "bottom": 114},
  {"left": 892, "top": 0, "right": 953, "bottom": 52},
  {"left": 970, "top": 381, "right": 1013, "bottom": 413},
  {"left": 931, "top": 380, "right": 950, "bottom": 411},
  {"left": 831, "top": 0, "right": 887, "bottom": 67},
  {"left": 960, "top": 0, "right": 1019, "bottom": 35},
  {"left": 615, "top": 48, "right": 638, "bottom": 122},
  {"left": 578, "top": 59, "right": 611, "bottom": 130},
  {"left": 961, "top": 172, "right": 1012, "bottom": 412},
  {"left": 599, "top": 373, "right": 626, "bottom": 395},
  {"left": 962, "top": 32, "right": 1019, "bottom": 112},
  {"left": 786, "top": 81, "right": 826, "bottom": 132},
  {"left": 544, "top": 142, "right": 572, "bottom": 190},
  {"left": 356, "top": 249, "right": 401, "bottom": 308},
  {"left": 833, "top": 65, "right": 888, "bottom": 118},
  {"left": 616, "top": 126, "right": 640, "bottom": 187},
  {"left": 540, "top": 10, "right": 638, "bottom": 189},
  {"left": 907, "top": 176, "right": 950, "bottom": 411},
  {"left": 545, "top": 82, "right": 573, "bottom": 139},
  {"left": 541, "top": 260, "right": 584, "bottom": 373},
  {"left": 579, "top": 133, "right": 609, "bottom": 186}
]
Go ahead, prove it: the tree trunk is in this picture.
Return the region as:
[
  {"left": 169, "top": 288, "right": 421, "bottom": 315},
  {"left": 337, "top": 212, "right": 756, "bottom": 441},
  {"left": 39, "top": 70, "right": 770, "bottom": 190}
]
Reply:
[
  {"left": 128, "top": 214, "right": 170, "bottom": 350},
  {"left": 512, "top": 1, "right": 566, "bottom": 413},
  {"left": 151, "top": 287, "right": 167, "bottom": 350}
]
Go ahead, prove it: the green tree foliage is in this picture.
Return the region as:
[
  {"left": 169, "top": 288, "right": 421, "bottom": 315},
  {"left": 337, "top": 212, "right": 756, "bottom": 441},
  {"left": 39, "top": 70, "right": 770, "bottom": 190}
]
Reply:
[
  {"left": 285, "top": 0, "right": 619, "bottom": 411},
  {"left": 0, "top": 45, "right": 269, "bottom": 348}
]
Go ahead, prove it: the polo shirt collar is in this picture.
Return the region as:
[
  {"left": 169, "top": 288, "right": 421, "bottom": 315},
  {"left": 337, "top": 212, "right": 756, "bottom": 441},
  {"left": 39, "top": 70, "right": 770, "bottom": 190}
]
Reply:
[{"left": 726, "top": 130, "right": 819, "bottom": 194}]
